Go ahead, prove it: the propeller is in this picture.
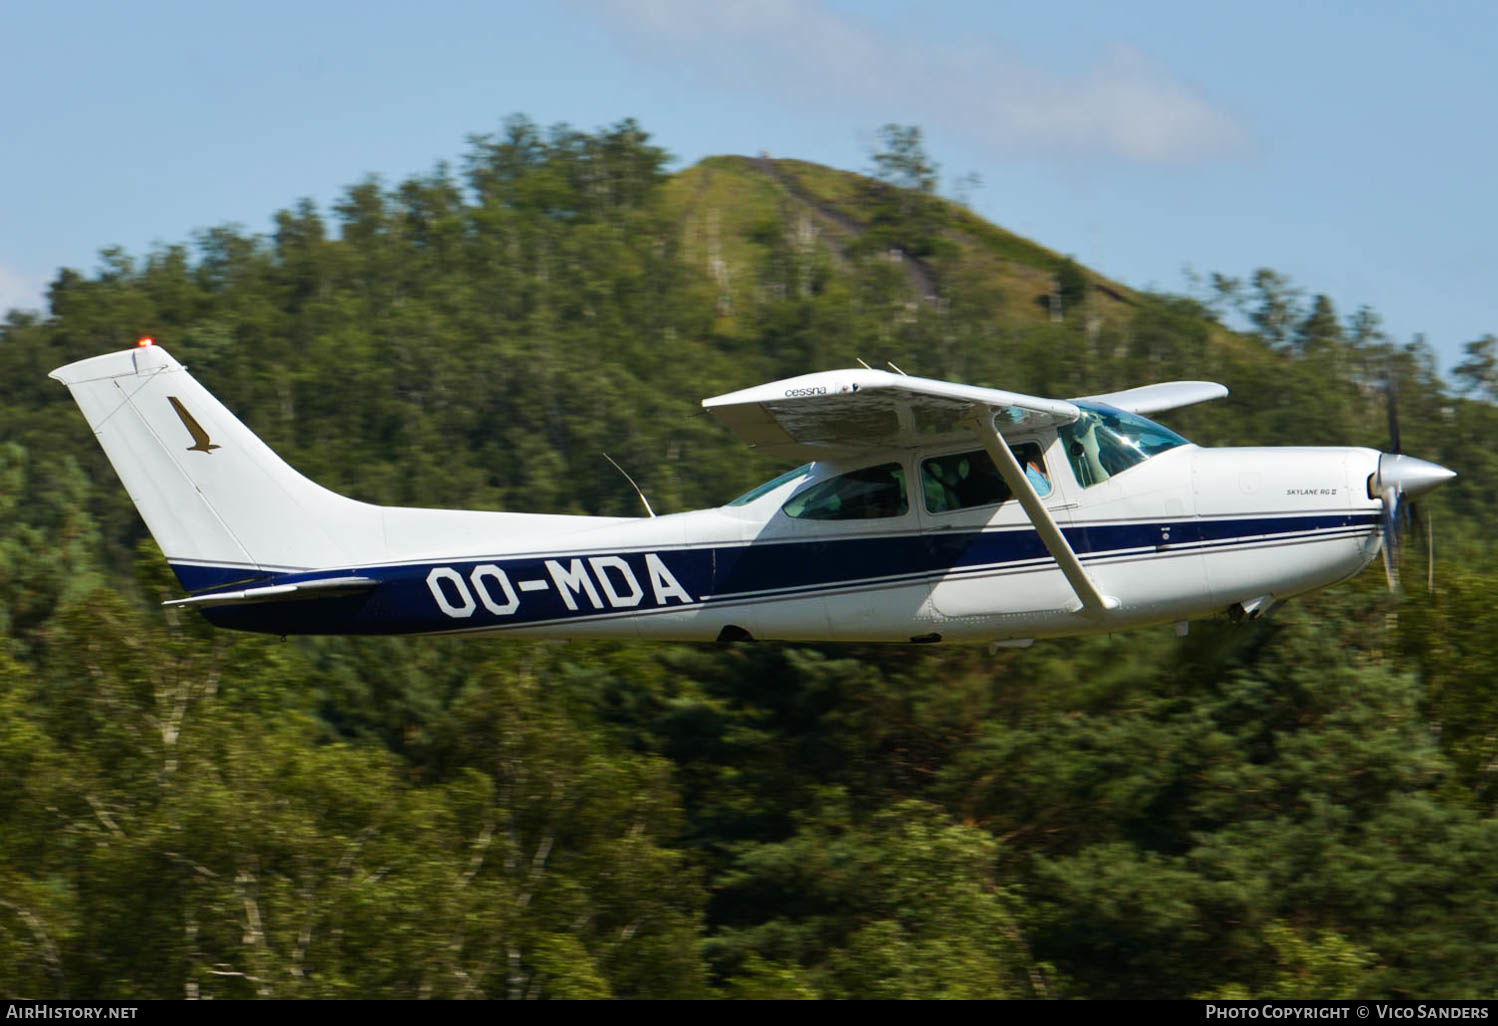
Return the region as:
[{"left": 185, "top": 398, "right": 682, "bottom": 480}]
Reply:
[{"left": 1374, "top": 374, "right": 1455, "bottom": 590}]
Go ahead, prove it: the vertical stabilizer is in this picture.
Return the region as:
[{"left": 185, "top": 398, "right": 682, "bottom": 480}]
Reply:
[{"left": 49, "top": 345, "right": 382, "bottom": 586}]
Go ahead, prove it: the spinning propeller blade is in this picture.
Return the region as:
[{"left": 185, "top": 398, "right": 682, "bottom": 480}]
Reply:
[
  {"left": 1385, "top": 374, "right": 1402, "bottom": 456},
  {"left": 1374, "top": 373, "right": 1454, "bottom": 591},
  {"left": 1379, "top": 482, "right": 1400, "bottom": 591}
]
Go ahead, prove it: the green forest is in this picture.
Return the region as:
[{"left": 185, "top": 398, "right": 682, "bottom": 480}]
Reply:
[{"left": 4, "top": 116, "right": 1498, "bottom": 999}]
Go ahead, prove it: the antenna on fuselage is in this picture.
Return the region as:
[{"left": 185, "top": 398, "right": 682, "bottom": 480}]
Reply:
[
  {"left": 887, "top": 361, "right": 908, "bottom": 375},
  {"left": 601, "top": 453, "right": 657, "bottom": 518},
  {"left": 856, "top": 357, "right": 873, "bottom": 370}
]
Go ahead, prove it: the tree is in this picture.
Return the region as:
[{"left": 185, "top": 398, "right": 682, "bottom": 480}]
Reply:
[
  {"left": 710, "top": 796, "right": 1036, "bottom": 999},
  {"left": 864, "top": 124, "right": 945, "bottom": 258},
  {"left": 1249, "top": 268, "right": 1304, "bottom": 347},
  {"left": 1454, "top": 334, "right": 1498, "bottom": 401},
  {"left": 1295, "top": 293, "right": 1342, "bottom": 352},
  {"left": 1055, "top": 257, "right": 1089, "bottom": 316},
  {"left": 870, "top": 124, "right": 938, "bottom": 195}
]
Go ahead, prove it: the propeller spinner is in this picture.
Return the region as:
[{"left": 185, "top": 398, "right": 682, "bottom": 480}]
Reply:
[{"left": 1373, "top": 453, "right": 1454, "bottom": 590}]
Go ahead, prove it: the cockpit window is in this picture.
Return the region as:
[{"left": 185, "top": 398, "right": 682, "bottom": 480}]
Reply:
[
  {"left": 782, "top": 463, "right": 909, "bottom": 520},
  {"left": 922, "top": 443, "right": 1050, "bottom": 514},
  {"left": 728, "top": 464, "right": 812, "bottom": 506},
  {"left": 1058, "top": 401, "right": 1190, "bottom": 488}
]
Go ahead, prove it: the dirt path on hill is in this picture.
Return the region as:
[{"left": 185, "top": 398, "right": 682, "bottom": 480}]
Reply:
[{"left": 751, "top": 156, "right": 940, "bottom": 305}]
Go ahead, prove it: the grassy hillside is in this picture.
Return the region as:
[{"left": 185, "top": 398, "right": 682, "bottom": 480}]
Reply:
[{"left": 663, "top": 153, "right": 1139, "bottom": 339}]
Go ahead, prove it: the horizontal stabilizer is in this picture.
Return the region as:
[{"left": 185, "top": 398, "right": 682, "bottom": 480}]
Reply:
[{"left": 162, "top": 576, "right": 378, "bottom": 609}]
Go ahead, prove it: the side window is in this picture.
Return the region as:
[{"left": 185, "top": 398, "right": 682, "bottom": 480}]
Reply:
[
  {"left": 727, "top": 463, "right": 811, "bottom": 506},
  {"left": 921, "top": 443, "right": 1050, "bottom": 514},
  {"left": 782, "top": 463, "right": 910, "bottom": 520}
]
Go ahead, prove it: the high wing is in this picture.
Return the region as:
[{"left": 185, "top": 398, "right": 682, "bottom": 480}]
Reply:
[
  {"left": 702, "top": 369, "right": 1081, "bottom": 460},
  {"left": 702, "top": 370, "right": 1228, "bottom": 458},
  {"left": 1077, "top": 380, "right": 1228, "bottom": 415},
  {"left": 704, "top": 369, "right": 1126, "bottom": 617}
]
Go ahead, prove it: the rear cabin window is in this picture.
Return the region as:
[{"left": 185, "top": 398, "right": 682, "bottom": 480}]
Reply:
[
  {"left": 921, "top": 443, "right": 1050, "bottom": 514},
  {"left": 782, "top": 463, "right": 909, "bottom": 520},
  {"left": 727, "top": 464, "right": 812, "bottom": 506}
]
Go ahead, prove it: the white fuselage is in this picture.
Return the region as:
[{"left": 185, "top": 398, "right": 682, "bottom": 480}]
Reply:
[
  {"left": 219, "top": 437, "right": 1379, "bottom": 644},
  {"left": 534, "top": 440, "right": 1381, "bottom": 644}
]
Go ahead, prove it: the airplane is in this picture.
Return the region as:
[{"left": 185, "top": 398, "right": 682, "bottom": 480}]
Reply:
[{"left": 49, "top": 340, "right": 1456, "bottom": 646}]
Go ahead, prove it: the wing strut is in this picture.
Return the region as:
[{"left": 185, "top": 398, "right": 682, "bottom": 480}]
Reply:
[{"left": 965, "top": 413, "right": 1118, "bottom": 619}]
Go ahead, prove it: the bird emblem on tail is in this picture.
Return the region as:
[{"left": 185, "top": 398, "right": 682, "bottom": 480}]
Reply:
[{"left": 167, "top": 396, "right": 220, "bottom": 453}]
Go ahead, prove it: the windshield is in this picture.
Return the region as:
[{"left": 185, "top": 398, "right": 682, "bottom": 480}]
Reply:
[
  {"left": 727, "top": 464, "right": 812, "bottom": 506},
  {"left": 1058, "top": 402, "right": 1190, "bottom": 488}
]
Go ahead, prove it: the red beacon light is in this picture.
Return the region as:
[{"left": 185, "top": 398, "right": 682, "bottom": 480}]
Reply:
[{"left": 136, "top": 337, "right": 154, "bottom": 347}]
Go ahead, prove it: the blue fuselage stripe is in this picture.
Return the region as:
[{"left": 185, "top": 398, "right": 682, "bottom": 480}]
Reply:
[{"left": 180, "top": 512, "right": 1379, "bottom": 636}]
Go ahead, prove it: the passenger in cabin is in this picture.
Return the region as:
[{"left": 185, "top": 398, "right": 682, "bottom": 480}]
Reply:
[
  {"left": 921, "top": 444, "right": 1050, "bottom": 514},
  {"left": 1024, "top": 455, "right": 1050, "bottom": 494}
]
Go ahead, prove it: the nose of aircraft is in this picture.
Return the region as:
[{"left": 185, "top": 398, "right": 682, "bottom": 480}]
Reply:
[{"left": 1376, "top": 453, "right": 1457, "bottom": 498}]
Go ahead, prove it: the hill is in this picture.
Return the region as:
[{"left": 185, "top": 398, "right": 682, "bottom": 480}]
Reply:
[{"left": 2, "top": 115, "right": 1498, "bottom": 999}]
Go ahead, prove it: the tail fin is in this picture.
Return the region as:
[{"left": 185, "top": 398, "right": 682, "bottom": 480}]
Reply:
[{"left": 50, "top": 345, "right": 382, "bottom": 589}]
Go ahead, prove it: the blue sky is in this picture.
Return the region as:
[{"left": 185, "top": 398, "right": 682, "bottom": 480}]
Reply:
[{"left": 3, "top": 0, "right": 1494, "bottom": 374}]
